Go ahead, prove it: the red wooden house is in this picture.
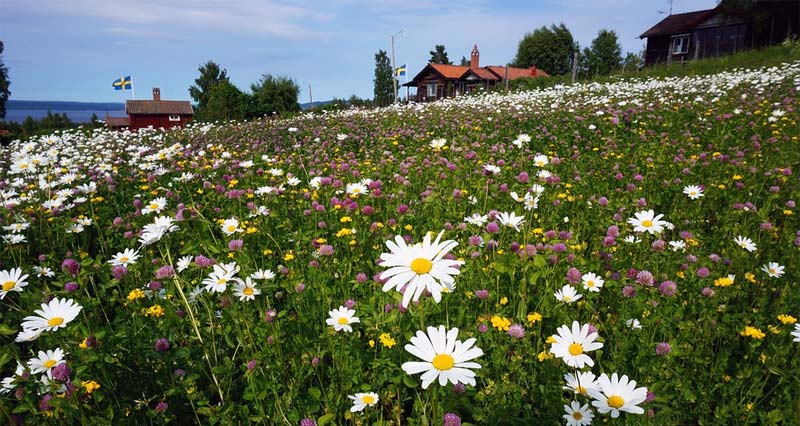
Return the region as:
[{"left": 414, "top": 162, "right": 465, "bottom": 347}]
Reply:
[
  {"left": 403, "top": 45, "right": 548, "bottom": 102},
  {"left": 106, "top": 88, "right": 193, "bottom": 130}
]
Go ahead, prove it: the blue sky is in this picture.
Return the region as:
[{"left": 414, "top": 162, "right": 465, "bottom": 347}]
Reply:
[{"left": 0, "top": 0, "right": 718, "bottom": 103}]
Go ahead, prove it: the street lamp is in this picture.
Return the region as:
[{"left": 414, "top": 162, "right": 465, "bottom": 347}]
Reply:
[{"left": 391, "top": 29, "right": 403, "bottom": 104}]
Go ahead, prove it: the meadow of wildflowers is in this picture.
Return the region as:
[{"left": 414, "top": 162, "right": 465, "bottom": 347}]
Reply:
[{"left": 0, "top": 61, "right": 798, "bottom": 425}]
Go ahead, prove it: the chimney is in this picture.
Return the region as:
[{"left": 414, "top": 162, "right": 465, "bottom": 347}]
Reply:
[
  {"left": 470, "top": 44, "right": 479, "bottom": 69},
  {"left": 152, "top": 88, "right": 161, "bottom": 101}
]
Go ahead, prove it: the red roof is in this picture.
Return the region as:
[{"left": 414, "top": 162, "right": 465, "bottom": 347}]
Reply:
[
  {"left": 126, "top": 100, "right": 193, "bottom": 115},
  {"left": 468, "top": 67, "right": 502, "bottom": 81},
  {"left": 486, "top": 66, "right": 548, "bottom": 79},
  {"left": 640, "top": 9, "right": 716, "bottom": 38},
  {"left": 429, "top": 63, "right": 470, "bottom": 79},
  {"left": 104, "top": 115, "right": 130, "bottom": 127}
]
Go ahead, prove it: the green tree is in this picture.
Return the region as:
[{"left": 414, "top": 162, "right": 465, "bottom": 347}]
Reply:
[
  {"left": 373, "top": 50, "right": 394, "bottom": 107},
  {"left": 0, "top": 41, "right": 11, "bottom": 119},
  {"left": 580, "top": 29, "right": 622, "bottom": 78},
  {"left": 512, "top": 23, "right": 577, "bottom": 75},
  {"left": 247, "top": 74, "right": 300, "bottom": 119},
  {"left": 429, "top": 45, "right": 452, "bottom": 65},
  {"left": 622, "top": 51, "right": 643, "bottom": 73},
  {"left": 459, "top": 56, "right": 471, "bottom": 67},
  {"left": 188, "top": 61, "right": 229, "bottom": 114},
  {"left": 203, "top": 80, "right": 248, "bottom": 121}
]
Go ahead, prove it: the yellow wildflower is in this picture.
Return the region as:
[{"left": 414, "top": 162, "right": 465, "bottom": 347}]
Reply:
[
  {"left": 777, "top": 314, "right": 797, "bottom": 325},
  {"left": 527, "top": 312, "right": 543, "bottom": 325},
  {"left": 284, "top": 252, "right": 294, "bottom": 261},
  {"left": 499, "top": 297, "right": 508, "bottom": 305},
  {"left": 537, "top": 351, "right": 554, "bottom": 362},
  {"left": 379, "top": 333, "right": 396, "bottom": 348},
  {"left": 146, "top": 305, "right": 164, "bottom": 318},
  {"left": 490, "top": 315, "right": 511, "bottom": 331},
  {"left": 713, "top": 276, "right": 734, "bottom": 287},
  {"left": 126, "top": 289, "right": 145, "bottom": 302},
  {"left": 739, "top": 326, "right": 765, "bottom": 339},
  {"left": 745, "top": 272, "right": 756, "bottom": 283},
  {"left": 82, "top": 380, "right": 101, "bottom": 394},
  {"left": 340, "top": 216, "right": 352, "bottom": 223}
]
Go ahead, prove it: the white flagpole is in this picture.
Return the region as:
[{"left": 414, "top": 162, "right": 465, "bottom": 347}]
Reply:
[{"left": 130, "top": 76, "right": 135, "bottom": 100}]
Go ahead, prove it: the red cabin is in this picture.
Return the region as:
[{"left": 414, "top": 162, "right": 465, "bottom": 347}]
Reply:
[{"left": 106, "top": 88, "right": 193, "bottom": 131}]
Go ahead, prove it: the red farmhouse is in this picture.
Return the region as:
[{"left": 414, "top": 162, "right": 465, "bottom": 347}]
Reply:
[
  {"left": 106, "top": 88, "right": 193, "bottom": 131},
  {"left": 403, "top": 44, "right": 548, "bottom": 102}
]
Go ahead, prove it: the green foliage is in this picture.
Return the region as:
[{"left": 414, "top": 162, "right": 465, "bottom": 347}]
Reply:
[
  {"left": 429, "top": 45, "right": 452, "bottom": 65},
  {"left": 579, "top": 29, "right": 622, "bottom": 78},
  {"left": 459, "top": 56, "right": 470, "bottom": 67},
  {"left": 374, "top": 49, "right": 394, "bottom": 107},
  {"left": 247, "top": 74, "right": 301, "bottom": 119},
  {"left": 188, "top": 61, "right": 229, "bottom": 115},
  {"left": 0, "top": 41, "right": 10, "bottom": 119},
  {"left": 622, "top": 51, "right": 644, "bottom": 73},
  {"left": 512, "top": 23, "right": 577, "bottom": 75},
  {"left": 201, "top": 80, "right": 248, "bottom": 122}
]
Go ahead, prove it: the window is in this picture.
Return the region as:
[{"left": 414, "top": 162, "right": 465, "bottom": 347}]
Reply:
[
  {"left": 168, "top": 115, "right": 181, "bottom": 122},
  {"left": 427, "top": 83, "right": 437, "bottom": 97},
  {"left": 672, "top": 35, "right": 689, "bottom": 54}
]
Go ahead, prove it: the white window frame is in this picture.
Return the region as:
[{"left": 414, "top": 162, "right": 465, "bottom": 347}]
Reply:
[
  {"left": 672, "top": 34, "right": 690, "bottom": 55},
  {"left": 168, "top": 115, "right": 181, "bottom": 122},
  {"left": 427, "top": 83, "right": 437, "bottom": 97}
]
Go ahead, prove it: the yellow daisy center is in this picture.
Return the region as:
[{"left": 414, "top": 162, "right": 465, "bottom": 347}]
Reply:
[
  {"left": 243, "top": 287, "right": 254, "bottom": 296},
  {"left": 608, "top": 395, "right": 625, "bottom": 409},
  {"left": 337, "top": 317, "right": 348, "bottom": 325},
  {"left": 43, "top": 360, "right": 57, "bottom": 369},
  {"left": 576, "top": 385, "right": 587, "bottom": 395},
  {"left": 149, "top": 203, "right": 159, "bottom": 209},
  {"left": 48, "top": 317, "right": 64, "bottom": 327},
  {"left": 563, "top": 295, "right": 572, "bottom": 302},
  {"left": 432, "top": 354, "right": 455, "bottom": 371},
  {"left": 573, "top": 412, "right": 583, "bottom": 420},
  {"left": 568, "top": 343, "right": 584, "bottom": 356},
  {"left": 410, "top": 258, "right": 433, "bottom": 275},
  {"left": 361, "top": 395, "right": 375, "bottom": 405},
  {"left": 217, "top": 278, "right": 228, "bottom": 286},
  {"left": 120, "top": 256, "right": 129, "bottom": 263},
  {"left": 586, "top": 280, "right": 595, "bottom": 287},
  {"left": 2, "top": 281, "right": 16, "bottom": 291},
  {"left": 227, "top": 225, "right": 236, "bottom": 232},
  {"left": 642, "top": 220, "right": 653, "bottom": 228}
]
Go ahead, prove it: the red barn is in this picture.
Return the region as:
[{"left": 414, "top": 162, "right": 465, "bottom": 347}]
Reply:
[{"left": 106, "top": 88, "right": 193, "bottom": 131}]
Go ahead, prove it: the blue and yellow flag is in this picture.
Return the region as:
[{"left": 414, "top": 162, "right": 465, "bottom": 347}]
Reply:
[
  {"left": 112, "top": 76, "right": 132, "bottom": 90},
  {"left": 395, "top": 64, "right": 407, "bottom": 77}
]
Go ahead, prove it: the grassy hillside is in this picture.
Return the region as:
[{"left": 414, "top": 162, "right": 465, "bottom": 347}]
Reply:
[{"left": 0, "top": 58, "right": 798, "bottom": 425}]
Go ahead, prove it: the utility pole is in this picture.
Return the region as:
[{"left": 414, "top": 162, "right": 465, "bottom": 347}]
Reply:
[
  {"left": 308, "top": 84, "right": 313, "bottom": 107},
  {"left": 391, "top": 30, "right": 403, "bottom": 104}
]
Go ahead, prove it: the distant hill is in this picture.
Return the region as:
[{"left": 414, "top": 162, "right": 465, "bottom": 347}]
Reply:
[
  {"left": 7, "top": 100, "right": 125, "bottom": 111},
  {"left": 300, "top": 100, "right": 332, "bottom": 110}
]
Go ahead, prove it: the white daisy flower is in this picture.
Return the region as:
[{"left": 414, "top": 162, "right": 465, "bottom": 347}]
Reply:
[
  {"left": 176, "top": 255, "right": 193, "bottom": 273},
  {"left": 108, "top": 248, "right": 140, "bottom": 267},
  {"left": 27, "top": 348, "right": 66, "bottom": 377},
  {"left": 588, "top": 373, "right": 648, "bottom": 418},
  {"left": 497, "top": 211, "right": 525, "bottom": 232},
  {"left": 232, "top": 278, "right": 260, "bottom": 301},
  {"left": 669, "top": 240, "right": 686, "bottom": 252},
  {"left": 346, "top": 182, "right": 369, "bottom": 197},
  {"left": 733, "top": 235, "right": 757, "bottom": 252},
  {"left": 791, "top": 324, "right": 800, "bottom": 342},
  {"left": 401, "top": 325, "right": 483, "bottom": 389},
  {"left": 483, "top": 164, "right": 501, "bottom": 175},
  {"left": 563, "top": 371, "right": 599, "bottom": 396},
  {"left": 142, "top": 197, "right": 168, "bottom": 215},
  {"left": 761, "top": 262, "right": 785, "bottom": 278},
  {"left": 348, "top": 392, "right": 379, "bottom": 412},
  {"left": 378, "top": 231, "right": 464, "bottom": 308},
  {"left": 326, "top": 306, "right": 359, "bottom": 332},
  {"left": 464, "top": 213, "right": 488, "bottom": 227},
  {"left": 221, "top": 218, "right": 243, "bottom": 236},
  {"left": 251, "top": 269, "right": 276, "bottom": 280},
  {"left": 627, "top": 210, "right": 668, "bottom": 235},
  {"left": 21, "top": 298, "right": 83, "bottom": 333},
  {"left": 0, "top": 267, "right": 29, "bottom": 299},
  {"left": 202, "top": 263, "right": 242, "bottom": 293},
  {"left": 682, "top": 185, "right": 703, "bottom": 200},
  {"left": 533, "top": 154, "right": 549, "bottom": 167},
  {"left": 549, "top": 321, "right": 603, "bottom": 368},
  {"left": 625, "top": 319, "right": 642, "bottom": 330},
  {"left": 33, "top": 266, "right": 55, "bottom": 278},
  {"left": 554, "top": 285, "right": 582, "bottom": 303},
  {"left": 581, "top": 272, "right": 604, "bottom": 293},
  {"left": 563, "top": 400, "right": 594, "bottom": 426},
  {"left": 429, "top": 138, "right": 447, "bottom": 150}
]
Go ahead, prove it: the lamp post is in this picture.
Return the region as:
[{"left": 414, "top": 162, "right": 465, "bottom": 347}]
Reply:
[{"left": 391, "top": 29, "right": 403, "bottom": 104}]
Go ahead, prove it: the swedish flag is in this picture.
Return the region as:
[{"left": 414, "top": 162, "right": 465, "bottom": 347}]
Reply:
[
  {"left": 395, "top": 64, "right": 407, "bottom": 77},
  {"left": 112, "top": 76, "right": 132, "bottom": 90}
]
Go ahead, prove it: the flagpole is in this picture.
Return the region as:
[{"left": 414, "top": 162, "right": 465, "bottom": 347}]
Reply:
[{"left": 131, "top": 76, "right": 135, "bottom": 100}]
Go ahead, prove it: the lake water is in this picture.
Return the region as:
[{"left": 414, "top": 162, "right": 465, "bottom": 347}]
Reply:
[{"left": 4, "top": 100, "right": 126, "bottom": 123}]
